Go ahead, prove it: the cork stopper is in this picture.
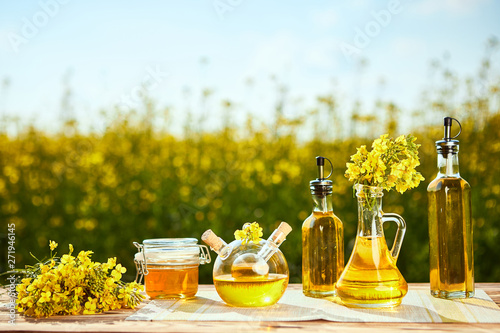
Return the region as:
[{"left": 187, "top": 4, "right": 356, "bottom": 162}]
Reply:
[
  {"left": 277, "top": 221, "right": 292, "bottom": 236},
  {"left": 269, "top": 222, "right": 292, "bottom": 245},
  {"left": 201, "top": 229, "right": 224, "bottom": 252}
]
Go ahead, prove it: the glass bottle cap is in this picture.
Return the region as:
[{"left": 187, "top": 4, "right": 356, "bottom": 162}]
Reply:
[
  {"left": 143, "top": 238, "right": 198, "bottom": 247},
  {"left": 142, "top": 238, "right": 201, "bottom": 264}
]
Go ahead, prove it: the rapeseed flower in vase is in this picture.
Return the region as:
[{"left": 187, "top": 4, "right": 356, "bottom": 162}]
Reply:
[
  {"left": 14, "top": 240, "right": 144, "bottom": 318},
  {"left": 345, "top": 134, "right": 425, "bottom": 195},
  {"left": 337, "top": 134, "right": 421, "bottom": 308}
]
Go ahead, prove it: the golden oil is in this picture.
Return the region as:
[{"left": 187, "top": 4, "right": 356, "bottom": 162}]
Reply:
[
  {"left": 213, "top": 274, "right": 288, "bottom": 307},
  {"left": 335, "top": 236, "right": 408, "bottom": 308},
  {"left": 231, "top": 263, "right": 269, "bottom": 279},
  {"left": 302, "top": 211, "right": 344, "bottom": 297},
  {"left": 145, "top": 265, "right": 199, "bottom": 299},
  {"left": 428, "top": 177, "right": 473, "bottom": 298}
]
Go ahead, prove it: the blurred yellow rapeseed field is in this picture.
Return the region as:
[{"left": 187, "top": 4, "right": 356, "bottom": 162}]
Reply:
[{"left": 1, "top": 49, "right": 500, "bottom": 284}]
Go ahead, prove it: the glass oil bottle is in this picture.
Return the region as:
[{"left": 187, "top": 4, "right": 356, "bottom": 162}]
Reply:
[
  {"left": 202, "top": 223, "right": 291, "bottom": 307},
  {"left": 302, "top": 156, "right": 344, "bottom": 298},
  {"left": 428, "top": 117, "right": 474, "bottom": 299}
]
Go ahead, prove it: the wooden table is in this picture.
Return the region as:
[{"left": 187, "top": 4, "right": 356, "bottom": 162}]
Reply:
[{"left": 1, "top": 284, "right": 500, "bottom": 332}]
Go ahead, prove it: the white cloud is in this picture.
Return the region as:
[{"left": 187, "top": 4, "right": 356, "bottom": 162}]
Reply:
[
  {"left": 413, "top": 0, "right": 490, "bottom": 16},
  {"left": 244, "top": 32, "right": 299, "bottom": 77},
  {"left": 243, "top": 32, "right": 341, "bottom": 78},
  {"left": 310, "top": 8, "right": 339, "bottom": 29},
  {"left": 0, "top": 29, "right": 16, "bottom": 54},
  {"left": 304, "top": 38, "right": 340, "bottom": 70},
  {"left": 349, "top": 0, "right": 371, "bottom": 10},
  {"left": 391, "top": 37, "right": 427, "bottom": 58}
]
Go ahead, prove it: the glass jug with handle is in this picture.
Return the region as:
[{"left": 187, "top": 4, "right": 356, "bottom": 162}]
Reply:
[{"left": 335, "top": 184, "right": 408, "bottom": 308}]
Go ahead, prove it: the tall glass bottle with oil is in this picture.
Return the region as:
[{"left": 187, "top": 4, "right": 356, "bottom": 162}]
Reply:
[
  {"left": 302, "top": 156, "right": 344, "bottom": 298},
  {"left": 427, "top": 117, "right": 474, "bottom": 299}
]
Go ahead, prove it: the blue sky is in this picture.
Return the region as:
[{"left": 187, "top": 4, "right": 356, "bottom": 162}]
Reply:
[{"left": 0, "top": 0, "right": 499, "bottom": 135}]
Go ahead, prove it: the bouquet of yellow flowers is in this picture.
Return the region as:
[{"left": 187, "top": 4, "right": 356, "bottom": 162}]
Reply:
[
  {"left": 345, "top": 134, "right": 425, "bottom": 193},
  {"left": 234, "top": 222, "right": 263, "bottom": 245},
  {"left": 14, "top": 241, "right": 144, "bottom": 318}
]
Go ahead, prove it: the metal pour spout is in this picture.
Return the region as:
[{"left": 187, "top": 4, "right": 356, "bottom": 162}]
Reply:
[
  {"left": 317, "top": 156, "right": 325, "bottom": 180},
  {"left": 436, "top": 117, "right": 462, "bottom": 176},
  {"left": 444, "top": 117, "right": 452, "bottom": 141},
  {"left": 310, "top": 156, "right": 333, "bottom": 196}
]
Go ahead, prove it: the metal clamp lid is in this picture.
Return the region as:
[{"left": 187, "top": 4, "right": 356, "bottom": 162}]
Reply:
[
  {"left": 133, "top": 242, "right": 147, "bottom": 284},
  {"left": 199, "top": 245, "right": 211, "bottom": 264}
]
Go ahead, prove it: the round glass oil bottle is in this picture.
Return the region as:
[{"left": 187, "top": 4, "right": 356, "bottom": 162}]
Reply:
[{"left": 202, "top": 223, "right": 291, "bottom": 307}]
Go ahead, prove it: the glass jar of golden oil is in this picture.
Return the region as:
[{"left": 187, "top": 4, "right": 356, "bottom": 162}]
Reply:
[{"left": 133, "top": 238, "right": 211, "bottom": 299}]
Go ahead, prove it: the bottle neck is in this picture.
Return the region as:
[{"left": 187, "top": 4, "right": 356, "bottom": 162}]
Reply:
[
  {"left": 355, "top": 184, "right": 384, "bottom": 237},
  {"left": 257, "top": 242, "right": 279, "bottom": 262},
  {"left": 206, "top": 237, "right": 231, "bottom": 260},
  {"left": 437, "top": 152, "right": 460, "bottom": 177},
  {"left": 312, "top": 192, "right": 333, "bottom": 213},
  {"left": 356, "top": 194, "right": 384, "bottom": 237},
  {"left": 217, "top": 241, "right": 232, "bottom": 260},
  {"left": 202, "top": 230, "right": 233, "bottom": 260},
  {"left": 257, "top": 224, "right": 290, "bottom": 262}
]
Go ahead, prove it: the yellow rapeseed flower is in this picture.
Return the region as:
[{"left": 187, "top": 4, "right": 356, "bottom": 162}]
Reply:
[
  {"left": 49, "top": 240, "right": 58, "bottom": 251},
  {"left": 345, "top": 134, "right": 424, "bottom": 194},
  {"left": 83, "top": 298, "right": 97, "bottom": 315},
  {"left": 15, "top": 241, "right": 145, "bottom": 318},
  {"left": 111, "top": 264, "right": 126, "bottom": 281},
  {"left": 37, "top": 291, "right": 51, "bottom": 304},
  {"left": 234, "top": 222, "right": 263, "bottom": 245}
]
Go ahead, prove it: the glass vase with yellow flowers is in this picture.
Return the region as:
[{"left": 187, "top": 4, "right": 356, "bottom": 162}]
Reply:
[
  {"left": 202, "top": 221, "right": 292, "bottom": 307},
  {"left": 335, "top": 134, "right": 424, "bottom": 308}
]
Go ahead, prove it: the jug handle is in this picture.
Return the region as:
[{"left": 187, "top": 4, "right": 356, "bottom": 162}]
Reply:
[{"left": 381, "top": 213, "right": 406, "bottom": 262}]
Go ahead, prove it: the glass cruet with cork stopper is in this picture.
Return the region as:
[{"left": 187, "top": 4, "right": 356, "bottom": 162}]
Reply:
[
  {"left": 133, "top": 238, "right": 211, "bottom": 299},
  {"left": 427, "top": 117, "right": 474, "bottom": 299},
  {"left": 202, "top": 222, "right": 292, "bottom": 307},
  {"left": 302, "top": 156, "right": 344, "bottom": 298}
]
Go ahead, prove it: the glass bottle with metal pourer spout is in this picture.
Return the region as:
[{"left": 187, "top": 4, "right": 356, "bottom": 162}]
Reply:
[
  {"left": 302, "top": 156, "right": 344, "bottom": 298},
  {"left": 427, "top": 117, "right": 474, "bottom": 299}
]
